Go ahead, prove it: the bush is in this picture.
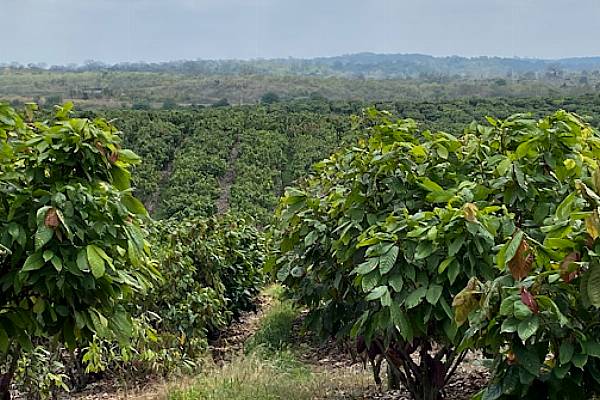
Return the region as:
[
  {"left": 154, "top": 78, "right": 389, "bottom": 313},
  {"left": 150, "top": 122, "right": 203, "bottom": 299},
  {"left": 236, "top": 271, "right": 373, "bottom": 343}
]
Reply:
[
  {"left": 270, "top": 109, "right": 600, "bottom": 399},
  {"left": 0, "top": 102, "right": 158, "bottom": 397},
  {"left": 455, "top": 114, "right": 600, "bottom": 398}
]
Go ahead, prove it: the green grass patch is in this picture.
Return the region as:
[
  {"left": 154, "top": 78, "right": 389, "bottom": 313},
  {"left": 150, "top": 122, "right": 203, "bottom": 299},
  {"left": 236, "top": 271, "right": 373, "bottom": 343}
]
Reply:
[{"left": 245, "top": 299, "right": 298, "bottom": 354}]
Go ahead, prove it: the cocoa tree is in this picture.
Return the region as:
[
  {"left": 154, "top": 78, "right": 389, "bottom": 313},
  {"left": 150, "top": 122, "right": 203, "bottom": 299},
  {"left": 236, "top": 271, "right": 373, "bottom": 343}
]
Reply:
[{"left": 0, "top": 103, "right": 159, "bottom": 397}]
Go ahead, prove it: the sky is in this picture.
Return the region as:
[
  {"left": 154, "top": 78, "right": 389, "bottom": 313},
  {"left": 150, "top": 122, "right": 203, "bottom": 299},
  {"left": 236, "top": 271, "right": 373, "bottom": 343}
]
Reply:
[{"left": 3, "top": 0, "right": 600, "bottom": 65}]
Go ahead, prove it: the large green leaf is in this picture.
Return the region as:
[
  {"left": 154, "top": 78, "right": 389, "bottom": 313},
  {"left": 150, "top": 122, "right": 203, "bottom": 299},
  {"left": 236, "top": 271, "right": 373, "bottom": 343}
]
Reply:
[
  {"left": 87, "top": 245, "right": 106, "bottom": 278},
  {"left": 426, "top": 284, "right": 443, "bottom": 305},
  {"left": 34, "top": 225, "right": 54, "bottom": 251},
  {"left": 405, "top": 286, "right": 427, "bottom": 309},
  {"left": 379, "top": 245, "right": 399, "bottom": 274},
  {"left": 22, "top": 252, "right": 45, "bottom": 272},
  {"left": 517, "top": 315, "right": 539, "bottom": 341}
]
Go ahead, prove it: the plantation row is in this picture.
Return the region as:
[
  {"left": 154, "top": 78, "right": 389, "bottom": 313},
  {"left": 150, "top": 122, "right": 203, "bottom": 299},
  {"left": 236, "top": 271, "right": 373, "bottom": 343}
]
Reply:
[{"left": 79, "top": 94, "right": 600, "bottom": 223}]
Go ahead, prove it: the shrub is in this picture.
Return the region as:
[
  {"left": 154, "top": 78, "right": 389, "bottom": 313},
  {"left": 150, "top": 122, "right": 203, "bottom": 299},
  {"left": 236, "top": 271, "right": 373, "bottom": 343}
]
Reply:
[
  {"left": 455, "top": 114, "right": 600, "bottom": 398},
  {"left": 270, "top": 109, "right": 600, "bottom": 399},
  {"left": 0, "top": 102, "right": 158, "bottom": 397}
]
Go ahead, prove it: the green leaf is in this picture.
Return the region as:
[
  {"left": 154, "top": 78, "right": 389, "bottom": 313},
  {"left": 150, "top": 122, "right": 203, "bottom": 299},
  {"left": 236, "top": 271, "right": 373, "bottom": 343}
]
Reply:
[
  {"left": 42, "top": 250, "right": 54, "bottom": 262},
  {"left": 559, "top": 342, "right": 575, "bottom": 365},
  {"left": 572, "top": 353, "right": 588, "bottom": 369},
  {"left": 499, "top": 297, "right": 515, "bottom": 316},
  {"left": 504, "top": 231, "right": 524, "bottom": 266},
  {"left": 447, "top": 260, "right": 460, "bottom": 284},
  {"left": 111, "top": 165, "right": 131, "bottom": 190},
  {"left": 390, "top": 303, "right": 413, "bottom": 342},
  {"left": 110, "top": 309, "right": 133, "bottom": 343},
  {"left": 355, "top": 258, "right": 379, "bottom": 275},
  {"left": 482, "top": 384, "right": 502, "bottom": 400},
  {"left": 362, "top": 270, "right": 380, "bottom": 293},
  {"left": 587, "top": 264, "right": 600, "bottom": 307},
  {"left": 517, "top": 315, "right": 539, "bottom": 341},
  {"left": 77, "top": 249, "right": 89, "bottom": 271},
  {"left": 22, "top": 252, "right": 45, "bottom": 272},
  {"left": 405, "top": 286, "right": 427, "bottom": 309},
  {"left": 501, "top": 318, "right": 519, "bottom": 333},
  {"left": 414, "top": 241, "right": 435, "bottom": 260},
  {"left": 556, "top": 192, "right": 577, "bottom": 220},
  {"left": 585, "top": 341, "right": 600, "bottom": 358},
  {"left": 513, "top": 301, "right": 533, "bottom": 320},
  {"left": 419, "top": 177, "right": 444, "bottom": 192},
  {"left": 50, "top": 256, "right": 63, "bottom": 272},
  {"left": 436, "top": 144, "right": 449, "bottom": 160},
  {"left": 87, "top": 245, "right": 106, "bottom": 278},
  {"left": 514, "top": 346, "right": 542, "bottom": 376},
  {"left": 304, "top": 230, "right": 318, "bottom": 247},
  {"left": 122, "top": 194, "right": 148, "bottom": 217},
  {"left": 426, "top": 284, "right": 443, "bottom": 305},
  {"left": 448, "top": 236, "right": 465, "bottom": 257},
  {"left": 438, "top": 257, "right": 454, "bottom": 274},
  {"left": 366, "top": 286, "right": 388, "bottom": 301},
  {"left": 34, "top": 225, "right": 54, "bottom": 251},
  {"left": 379, "top": 245, "right": 399, "bottom": 274},
  {"left": 388, "top": 273, "right": 403, "bottom": 293}
]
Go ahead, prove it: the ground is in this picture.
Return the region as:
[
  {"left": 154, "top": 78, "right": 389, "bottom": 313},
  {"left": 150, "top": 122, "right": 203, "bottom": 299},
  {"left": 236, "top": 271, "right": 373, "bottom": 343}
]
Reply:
[{"left": 67, "top": 288, "right": 489, "bottom": 400}]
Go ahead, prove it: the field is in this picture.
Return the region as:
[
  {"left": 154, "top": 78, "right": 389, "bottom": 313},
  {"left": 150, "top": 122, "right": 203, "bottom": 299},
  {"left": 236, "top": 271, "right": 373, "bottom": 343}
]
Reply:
[{"left": 4, "top": 72, "right": 600, "bottom": 400}]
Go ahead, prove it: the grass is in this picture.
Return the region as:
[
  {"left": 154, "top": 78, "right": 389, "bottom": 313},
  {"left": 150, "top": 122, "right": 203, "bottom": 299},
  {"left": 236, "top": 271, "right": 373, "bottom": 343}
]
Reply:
[
  {"left": 168, "top": 353, "right": 322, "bottom": 400},
  {"left": 167, "top": 351, "right": 372, "bottom": 400},
  {"left": 244, "top": 298, "right": 298, "bottom": 354},
  {"left": 167, "top": 286, "right": 372, "bottom": 399}
]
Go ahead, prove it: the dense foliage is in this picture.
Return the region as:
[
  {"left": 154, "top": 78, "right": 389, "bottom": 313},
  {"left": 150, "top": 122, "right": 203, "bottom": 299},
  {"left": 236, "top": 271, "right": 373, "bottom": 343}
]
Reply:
[
  {"left": 0, "top": 103, "right": 159, "bottom": 396},
  {"left": 7, "top": 93, "right": 600, "bottom": 398},
  {"left": 145, "top": 214, "right": 264, "bottom": 358},
  {"left": 70, "top": 95, "right": 600, "bottom": 225},
  {"left": 453, "top": 115, "right": 600, "bottom": 399},
  {"left": 270, "top": 109, "right": 600, "bottom": 399}
]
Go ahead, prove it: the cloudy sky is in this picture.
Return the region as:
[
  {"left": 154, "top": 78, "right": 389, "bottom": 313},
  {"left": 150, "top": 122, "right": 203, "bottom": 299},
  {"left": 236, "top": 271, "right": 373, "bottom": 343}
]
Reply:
[{"left": 3, "top": 0, "right": 600, "bottom": 65}]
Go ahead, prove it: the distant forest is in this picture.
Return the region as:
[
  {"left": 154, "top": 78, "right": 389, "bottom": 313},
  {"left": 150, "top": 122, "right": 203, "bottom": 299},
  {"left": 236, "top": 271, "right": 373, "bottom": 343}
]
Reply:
[{"left": 7, "top": 52, "right": 600, "bottom": 79}]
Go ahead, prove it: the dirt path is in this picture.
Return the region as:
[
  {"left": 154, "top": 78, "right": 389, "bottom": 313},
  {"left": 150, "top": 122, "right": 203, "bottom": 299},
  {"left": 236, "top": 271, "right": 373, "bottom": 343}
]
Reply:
[
  {"left": 216, "top": 134, "right": 240, "bottom": 214},
  {"left": 145, "top": 161, "right": 173, "bottom": 215}
]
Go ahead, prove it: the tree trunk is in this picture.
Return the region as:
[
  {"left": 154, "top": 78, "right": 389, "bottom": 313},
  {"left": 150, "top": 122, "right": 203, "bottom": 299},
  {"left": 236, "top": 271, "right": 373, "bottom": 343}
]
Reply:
[
  {"left": 387, "top": 361, "right": 401, "bottom": 390},
  {"left": 0, "top": 350, "right": 19, "bottom": 400}
]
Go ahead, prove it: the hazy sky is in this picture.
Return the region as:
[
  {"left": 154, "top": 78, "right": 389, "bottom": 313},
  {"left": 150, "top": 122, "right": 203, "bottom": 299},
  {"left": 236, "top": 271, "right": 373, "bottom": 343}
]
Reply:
[{"left": 3, "top": 0, "right": 600, "bottom": 65}]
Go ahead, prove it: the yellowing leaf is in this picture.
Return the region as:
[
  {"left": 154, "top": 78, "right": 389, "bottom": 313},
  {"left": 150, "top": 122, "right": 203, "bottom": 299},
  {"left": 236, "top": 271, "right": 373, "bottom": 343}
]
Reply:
[
  {"left": 586, "top": 209, "right": 600, "bottom": 240},
  {"left": 463, "top": 203, "right": 478, "bottom": 223}
]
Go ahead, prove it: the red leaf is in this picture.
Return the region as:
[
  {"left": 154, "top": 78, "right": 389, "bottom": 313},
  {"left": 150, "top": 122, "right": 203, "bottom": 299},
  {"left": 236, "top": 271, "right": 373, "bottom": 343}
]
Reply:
[{"left": 520, "top": 287, "right": 539, "bottom": 314}]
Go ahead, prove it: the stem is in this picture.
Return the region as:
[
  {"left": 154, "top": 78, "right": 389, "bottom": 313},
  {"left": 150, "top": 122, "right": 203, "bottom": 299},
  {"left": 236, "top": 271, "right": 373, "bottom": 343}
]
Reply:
[
  {"left": 444, "top": 350, "right": 467, "bottom": 384},
  {"left": 0, "top": 343, "right": 20, "bottom": 400}
]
